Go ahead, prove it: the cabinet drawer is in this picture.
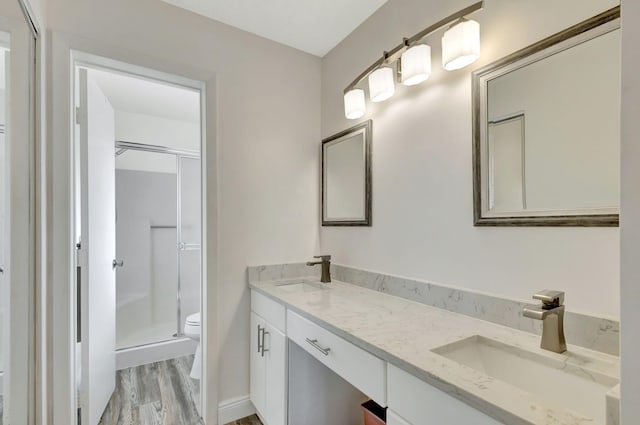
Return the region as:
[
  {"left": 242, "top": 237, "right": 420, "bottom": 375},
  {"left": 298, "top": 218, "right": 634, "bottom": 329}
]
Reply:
[
  {"left": 387, "top": 364, "right": 502, "bottom": 425},
  {"left": 287, "top": 310, "right": 386, "bottom": 406},
  {"left": 387, "top": 410, "right": 412, "bottom": 425},
  {"left": 251, "top": 290, "right": 286, "bottom": 333}
]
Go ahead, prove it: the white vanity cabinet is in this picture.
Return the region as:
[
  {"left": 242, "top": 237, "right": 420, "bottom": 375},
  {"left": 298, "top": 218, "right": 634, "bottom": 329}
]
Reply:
[
  {"left": 249, "top": 287, "right": 504, "bottom": 425},
  {"left": 387, "top": 364, "right": 502, "bottom": 425},
  {"left": 387, "top": 410, "right": 413, "bottom": 425},
  {"left": 250, "top": 291, "right": 287, "bottom": 425}
]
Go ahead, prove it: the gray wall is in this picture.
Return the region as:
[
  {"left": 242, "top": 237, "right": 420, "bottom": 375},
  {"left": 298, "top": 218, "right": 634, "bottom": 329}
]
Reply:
[
  {"left": 320, "top": 0, "right": 619, "bottom": 319},
  {"left": 48, "top": 0, "right": 321, "bottom": 409}
]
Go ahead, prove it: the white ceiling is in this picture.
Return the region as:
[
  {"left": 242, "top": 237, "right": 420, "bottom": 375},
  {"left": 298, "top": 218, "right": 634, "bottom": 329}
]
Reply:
[
  {"left": 160, "top": 0, "right": 388, "bottom": 57},
  {"left": 89, "top": 68, "right": 200, "bottom": 123}
]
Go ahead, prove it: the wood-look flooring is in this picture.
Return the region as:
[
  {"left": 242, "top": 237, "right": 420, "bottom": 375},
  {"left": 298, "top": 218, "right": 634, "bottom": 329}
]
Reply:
[
  {"left": 4, "top": 399, "right": 259, "bottom": 425},
  {"left": 98, "top": 355, "right": 202, "bottom": 425},
  {"left": 97, "top": 355, "right": 262, "bottom": 425},
  {"left": 0, "top": 357, "right": 261, "bottom": 425}
]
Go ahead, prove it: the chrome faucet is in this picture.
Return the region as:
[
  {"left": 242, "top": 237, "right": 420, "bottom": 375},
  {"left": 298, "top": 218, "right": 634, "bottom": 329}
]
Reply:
[
  {"left": 523, "top": 290, "right": 567, "bottom": 353},
  {"left": 306, "top": 255, "right": 331, "bottom": 283}
]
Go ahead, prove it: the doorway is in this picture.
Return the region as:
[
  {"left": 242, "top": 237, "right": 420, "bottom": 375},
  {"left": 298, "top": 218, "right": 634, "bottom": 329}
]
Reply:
[{"left": 73, "top": 60, "right": 205, "bottom": 425}]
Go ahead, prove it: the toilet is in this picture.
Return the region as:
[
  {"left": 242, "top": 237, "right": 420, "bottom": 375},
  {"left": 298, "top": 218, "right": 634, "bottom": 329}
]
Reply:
[{"left": 184, "top": 312, "right": 201, "bottom": 380}]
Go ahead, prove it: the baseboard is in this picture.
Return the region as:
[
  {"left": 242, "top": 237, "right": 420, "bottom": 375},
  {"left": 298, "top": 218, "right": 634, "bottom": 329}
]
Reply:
[{"left": 218, "top": 395, "right": 256, "bottom": 425}]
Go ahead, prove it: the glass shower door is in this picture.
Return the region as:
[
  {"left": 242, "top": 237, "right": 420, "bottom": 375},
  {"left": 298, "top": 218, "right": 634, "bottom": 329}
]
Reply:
[
  {"left": 115, "top": 150, "right": 178, "bottom": 349},
  {"left": 177, "top": 156, "right": 201, "bottom": 333}
]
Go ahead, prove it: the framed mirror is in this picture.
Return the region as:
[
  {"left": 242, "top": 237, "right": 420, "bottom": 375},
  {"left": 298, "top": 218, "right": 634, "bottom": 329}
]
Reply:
[
  {"left": 472, "top": 7, "right": 620, "bottom": 226},
  {"left": 322, "top": 120, "right": 372, "bottom": 226}
]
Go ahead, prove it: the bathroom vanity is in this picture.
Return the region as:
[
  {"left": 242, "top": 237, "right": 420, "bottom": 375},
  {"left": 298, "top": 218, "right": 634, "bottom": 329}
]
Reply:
[{"left": 249, "top": 278, "right": 620, "bottom": 425}]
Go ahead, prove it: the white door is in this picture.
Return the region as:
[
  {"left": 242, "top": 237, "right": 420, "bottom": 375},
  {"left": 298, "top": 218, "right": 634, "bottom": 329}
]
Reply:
[
  {"left": 78, "top": 68, "right": 116, "bottom": 425},
  {"left": 250, "top": 312, "right": 267, "bottom": 418},
  {"left": 265, "top": 324, "right": 286, "bottom": 425}
]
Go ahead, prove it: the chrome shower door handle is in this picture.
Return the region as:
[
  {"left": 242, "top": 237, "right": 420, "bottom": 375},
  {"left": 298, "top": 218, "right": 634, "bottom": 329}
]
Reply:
[{"left": 112, "top": 259, "right": 124, "bottom": 269}]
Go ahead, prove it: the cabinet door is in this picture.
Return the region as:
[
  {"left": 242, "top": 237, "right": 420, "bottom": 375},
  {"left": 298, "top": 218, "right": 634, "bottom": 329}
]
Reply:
[
  {"left": 265, "top": 324, "right": 287, "bottom": 425},
  {"left": 250, "top": 312, "right": 267, "bottom": 418}
]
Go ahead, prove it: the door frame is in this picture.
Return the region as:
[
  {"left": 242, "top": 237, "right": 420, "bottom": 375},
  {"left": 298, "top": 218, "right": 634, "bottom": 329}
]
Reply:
[{"left": 67, "top": 49, "right": 212, "bottom": 424}]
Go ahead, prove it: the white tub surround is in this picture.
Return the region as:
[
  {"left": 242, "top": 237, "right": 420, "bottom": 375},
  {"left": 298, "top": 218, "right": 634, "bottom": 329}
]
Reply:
[
  {"left": 115, "top": 338, "right": 197, "bottom": 370},
  {"left": 249, "top": 277, "right": 619, "bottom": 425},
  {"left": 248, "top": 263, "right": 619, "bottom": 355}
]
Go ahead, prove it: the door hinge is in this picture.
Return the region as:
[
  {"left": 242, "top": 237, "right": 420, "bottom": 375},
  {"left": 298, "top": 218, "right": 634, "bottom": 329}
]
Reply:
[
  {"left": 75, "top": 246, "right": 87, "bottom": 268},
  {"left": 75, "top": 107, "right": 81, "bottom": 125}
]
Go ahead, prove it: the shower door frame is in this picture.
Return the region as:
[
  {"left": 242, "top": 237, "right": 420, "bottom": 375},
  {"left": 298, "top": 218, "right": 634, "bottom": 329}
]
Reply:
[{"left": 114, "top": 140, "right": 201, "bottom": 343}]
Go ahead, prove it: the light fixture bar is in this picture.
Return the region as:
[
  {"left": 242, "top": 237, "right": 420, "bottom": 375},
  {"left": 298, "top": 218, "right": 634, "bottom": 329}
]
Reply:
[{"left": 343, "top": 1, "right": 484, "bottom": 94}]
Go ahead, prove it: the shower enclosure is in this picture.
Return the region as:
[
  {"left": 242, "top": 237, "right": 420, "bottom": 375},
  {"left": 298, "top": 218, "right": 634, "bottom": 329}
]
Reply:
[{"left": 114, "top": 141, "right": 201, "bottom": 351}]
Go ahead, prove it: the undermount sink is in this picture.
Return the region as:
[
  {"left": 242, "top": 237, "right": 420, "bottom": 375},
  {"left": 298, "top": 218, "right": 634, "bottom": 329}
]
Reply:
[
  {"left": 275, "top": 281, "right": 327, "bottom": 293},
  {"left": 432, "top": 335, "right": 619, "bottom": 424}
]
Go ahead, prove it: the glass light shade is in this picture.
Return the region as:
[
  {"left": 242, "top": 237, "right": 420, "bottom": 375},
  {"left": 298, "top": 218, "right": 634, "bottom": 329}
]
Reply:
[
  {"left": 343, "top": 89, "right": 366, "bottom": 119},
  {"left": 368, "top": 67, "right": 395, "bottom": 102},
  {"left": 401, "top": 44, "right": 432, "bottom": 86},
  {"left": 442, "top": 19, "right": 480, "bottom": 71}
]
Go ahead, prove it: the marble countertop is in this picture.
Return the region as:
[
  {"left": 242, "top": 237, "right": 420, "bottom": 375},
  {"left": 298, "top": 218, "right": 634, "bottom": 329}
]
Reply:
[{"left": 249, "top": 278, "right": 620, "bottom": 425}]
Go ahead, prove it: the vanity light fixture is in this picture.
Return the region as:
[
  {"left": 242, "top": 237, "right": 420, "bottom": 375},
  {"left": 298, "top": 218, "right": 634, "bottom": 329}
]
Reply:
[
  {"left": 401, "top": 44, "right": 432, "bottom": 86},
  {"left": 344, "top": 88, "right": 366, "bottom": 119},
  {"left": 343, "top": 1, "right": 484, "bottom": 119},
  {"left": 442, "top": 19, "right": 481, "bottom": 71},
  {"left": 368, "top": 67, "right": 395, "bottom": 102}
]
